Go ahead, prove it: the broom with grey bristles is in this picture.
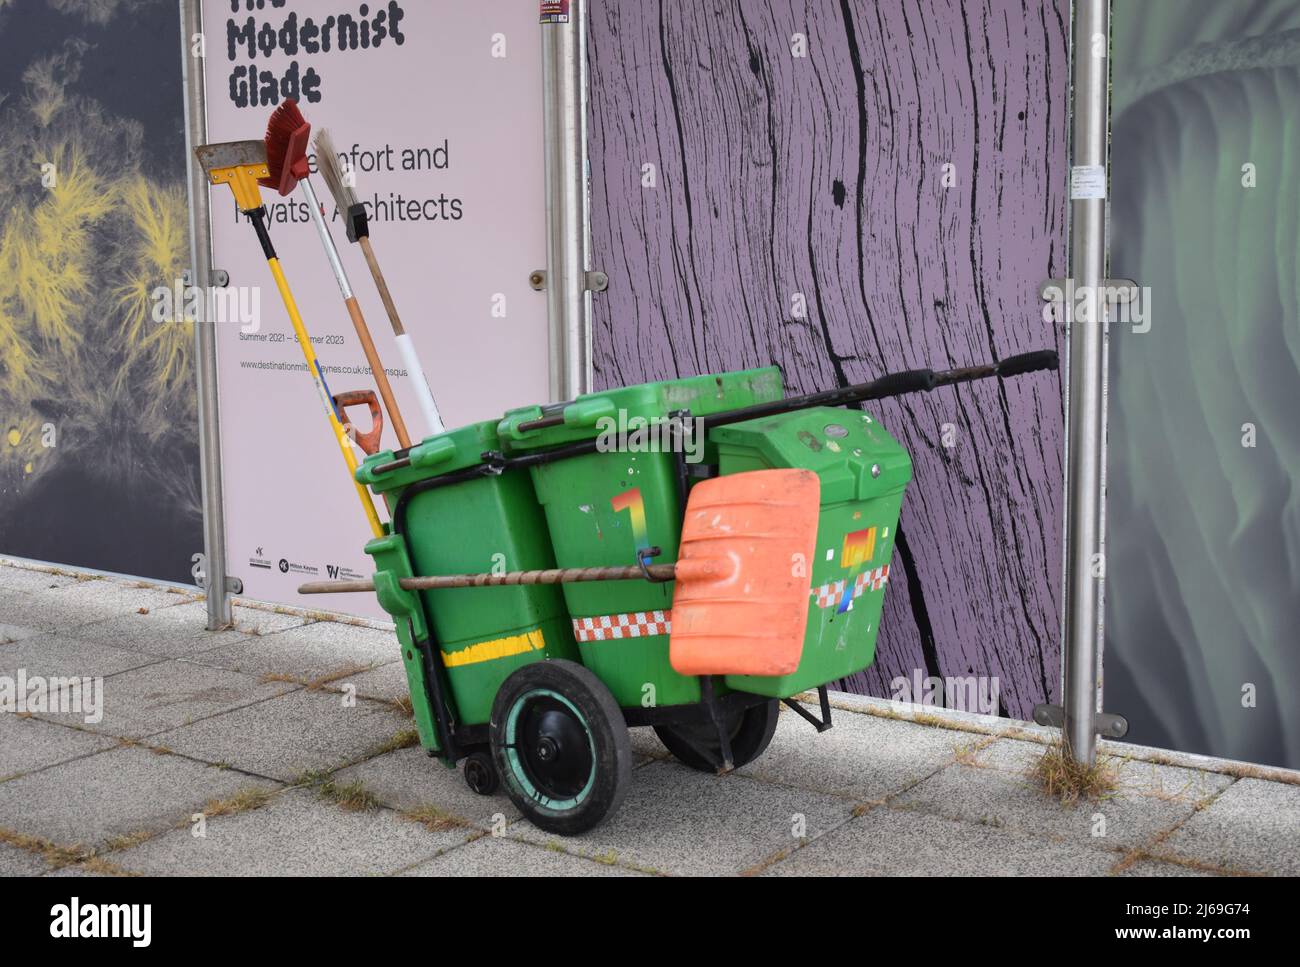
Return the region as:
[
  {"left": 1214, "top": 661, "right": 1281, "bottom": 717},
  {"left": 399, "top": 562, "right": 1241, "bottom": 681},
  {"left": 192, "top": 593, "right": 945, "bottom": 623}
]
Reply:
[{"left": 313, "top": 127, "right": 445, "bottom": 436}]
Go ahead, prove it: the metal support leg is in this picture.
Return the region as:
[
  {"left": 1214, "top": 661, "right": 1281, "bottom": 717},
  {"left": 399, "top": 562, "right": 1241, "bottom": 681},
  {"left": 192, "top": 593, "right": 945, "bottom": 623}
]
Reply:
[
  {"left": 1060, "top": 0, "right": 1111, "bottom": 765},
  {"left": 541, "top": 0, "right": 593, "bottom": 399},
  {"left": 179, "top": 0, "right": 232, "bottom": 630}
]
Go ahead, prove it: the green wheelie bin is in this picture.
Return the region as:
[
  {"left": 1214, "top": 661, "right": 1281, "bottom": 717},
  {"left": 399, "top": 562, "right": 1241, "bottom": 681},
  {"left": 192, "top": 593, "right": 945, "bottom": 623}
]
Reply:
[
  {"left": 495, "top": 367, "right": 785, "bottom": 710},
  {"left": 355, "top": 421, "right": 578, "bottom": 763},
  {"left": 711, "top": 405, "right": 913, "bottom": 695}
]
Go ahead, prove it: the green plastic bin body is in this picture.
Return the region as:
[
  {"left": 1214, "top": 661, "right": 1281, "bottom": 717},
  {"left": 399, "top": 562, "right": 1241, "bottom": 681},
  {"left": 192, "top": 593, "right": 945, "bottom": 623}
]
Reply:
[
  {"left": 357, "top": 422, "right": 577, "bottom": 733},
  {"left": 711, "top": 406, "right": 912, "bottom": 697},
  {"left": 498, "top": 368, "right": 784, "bottom": 709}
]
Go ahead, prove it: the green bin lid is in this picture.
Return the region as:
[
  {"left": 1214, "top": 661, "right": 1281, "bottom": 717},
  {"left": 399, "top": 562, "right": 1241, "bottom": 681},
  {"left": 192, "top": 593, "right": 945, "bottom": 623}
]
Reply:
[
  {"left": 355, "top": 420, "right": 501, "bottom": 495},
  {"left": 711, "top": 407, "right": 912, "bottom": 504},
  {"left": 497, "top": 366, "right": 784, "bottom": 451}
]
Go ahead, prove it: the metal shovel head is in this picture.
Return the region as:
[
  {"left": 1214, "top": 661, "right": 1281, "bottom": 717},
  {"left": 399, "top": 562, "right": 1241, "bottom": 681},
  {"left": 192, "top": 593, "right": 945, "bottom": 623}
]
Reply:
[
  {"left": 194, "top": 139, "right": 267, "bottom": 174},
  {"left": 669, "top": 468, "right": 820, "bottom": 677}
]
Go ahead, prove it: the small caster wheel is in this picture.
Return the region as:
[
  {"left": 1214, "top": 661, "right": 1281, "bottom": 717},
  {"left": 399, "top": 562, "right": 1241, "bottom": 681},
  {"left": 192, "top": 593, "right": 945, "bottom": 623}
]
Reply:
[{"left": 463, "top": 750, "right": 499, "bottom": 796}]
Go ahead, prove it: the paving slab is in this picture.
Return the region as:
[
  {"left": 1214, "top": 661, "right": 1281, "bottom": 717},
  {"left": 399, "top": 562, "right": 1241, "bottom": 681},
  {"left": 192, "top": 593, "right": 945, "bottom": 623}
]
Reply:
[
  {"left": 0, "top": 633, "right": 162, "bottom": 682},
  {"left": 973, "top": 738, "right": 1236, "bottom": 801},
  {"left": 151, "top": 687, "right": 412, "bottom": 781},
  {"left": 334, "top": 746, "right": 520, "bottom": 829},
  {"left": 767, "top": 805, "right": 1117, "bottom": 876},
  {"left": 0, "top": 567, "right": 80, "bottom": 594},
  {"left": 510, "top": 759, "right": 855, "bottom": 876},
  {"left": 66, "top": 602, "right": 310, "bottom": 658},
  {"left": 1160, "top": 778, "right": 1300, "bottom": 876},
  {"left": 0, "top": 746, "right": 279, "bottom": 848},
  {"left": 0, "top": 623, "right": 42, "bottom": 643},
  {"left": 195, "top": 620, "right": 400, "bottom": 682},
  {"left": 41, "top": 580, "right": 199, "bottom": 623},
  {"left": 113, "top": 788, "right": 471, "bottom": 876},
  {"left": 0, "top": 842, "right": 49, "bottom": 876},
  {"left": 737, "top": 705, "right": 971, "bottom": 802},
  {"left": 402, "top": 834, "right": 646, "bottom": 876},
  {"left": 30, "top": 659, "right": 296, "bottom": 740},
  {"left": 0, "top": 714, "right": 117, "bottom": 781},
  {"left": 346, "top": 660, "right": 412, "bottom": 704},
  {"left": 892, "top": 761, "right": 1195, "bottom": 852}
]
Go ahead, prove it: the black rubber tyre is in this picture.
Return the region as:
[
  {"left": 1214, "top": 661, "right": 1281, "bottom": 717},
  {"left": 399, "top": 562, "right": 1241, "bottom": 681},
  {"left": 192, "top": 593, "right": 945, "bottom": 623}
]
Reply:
[
  {"left": 490, "top": 660, "right": 632, "bottom": 836},
  {"left": 462, "top": 749, "right": 499, "bottom": 796},
  {"left": 654, "top": 698, "right": 780, "bottom": 772}
]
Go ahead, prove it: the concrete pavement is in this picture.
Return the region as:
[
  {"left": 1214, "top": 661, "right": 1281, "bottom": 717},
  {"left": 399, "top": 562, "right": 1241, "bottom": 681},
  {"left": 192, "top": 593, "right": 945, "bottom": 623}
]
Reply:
[{"left": 1, "top": 559, "right": 1296, "bottom": 877}]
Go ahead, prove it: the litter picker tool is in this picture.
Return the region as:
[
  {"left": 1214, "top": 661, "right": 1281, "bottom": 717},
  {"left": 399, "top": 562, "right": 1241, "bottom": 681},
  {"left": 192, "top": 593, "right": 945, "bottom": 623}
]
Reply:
[
  {"left": 313, "top": 126, "right": 445, "bottom": 437},
  {"left": 193, "top": 138, "right": 385, "bottom": 538},
  {"left": 261, "top": 100, "right": 416, "bottom": 449},
  {"left": 300, "top": 469, "right": 821, "bottom": 678}
]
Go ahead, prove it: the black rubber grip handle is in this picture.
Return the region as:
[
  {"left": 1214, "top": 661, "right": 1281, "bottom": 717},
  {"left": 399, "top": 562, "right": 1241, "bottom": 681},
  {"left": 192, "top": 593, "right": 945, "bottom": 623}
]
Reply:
[
  {"left": 996, "top": 350, "right": 1058, "bottom": 378},
  {"left": 862, "top": 369, "right": 937, "bottom": 399}
]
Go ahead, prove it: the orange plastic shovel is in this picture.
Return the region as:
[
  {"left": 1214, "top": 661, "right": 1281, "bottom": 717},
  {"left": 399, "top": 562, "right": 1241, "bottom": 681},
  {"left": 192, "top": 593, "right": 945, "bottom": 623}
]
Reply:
[
  {"left": 298, "top": 469, "right": 821, "bottom": 678},
  {"left": 668, "top": 468, "right": 820, "bottom": 677}
]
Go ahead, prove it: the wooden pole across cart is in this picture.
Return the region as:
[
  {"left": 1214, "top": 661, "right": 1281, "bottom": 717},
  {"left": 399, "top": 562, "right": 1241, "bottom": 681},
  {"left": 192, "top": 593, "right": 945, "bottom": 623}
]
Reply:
[{"left": 299, "top": 563, "right": 681, "bottom": 596}]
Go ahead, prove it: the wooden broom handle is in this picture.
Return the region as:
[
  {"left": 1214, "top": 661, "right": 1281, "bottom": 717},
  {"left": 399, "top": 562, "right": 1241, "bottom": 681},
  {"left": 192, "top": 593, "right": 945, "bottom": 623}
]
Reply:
[
  {"left": 344, "top": 295, "right": 410, "bottom": 449},
  {"left": 358, "top": 236, "right": 405, "bottom": 336}
]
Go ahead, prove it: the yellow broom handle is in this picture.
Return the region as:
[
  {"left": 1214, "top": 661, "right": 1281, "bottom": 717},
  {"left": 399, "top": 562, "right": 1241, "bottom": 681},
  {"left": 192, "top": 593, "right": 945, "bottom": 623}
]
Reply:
[{"left": 266, "top": 257, "right": 384, "bottom": 539}]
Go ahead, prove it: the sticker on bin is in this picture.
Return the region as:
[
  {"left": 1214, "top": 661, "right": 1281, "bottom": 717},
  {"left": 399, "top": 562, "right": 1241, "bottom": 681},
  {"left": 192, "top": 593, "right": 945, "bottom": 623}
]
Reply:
[
  {"left": 573, "top": 610, "right": 672, "bottom": 642},
  {"left": 811, "top": 565, "right": 890, "bottom": 610}
]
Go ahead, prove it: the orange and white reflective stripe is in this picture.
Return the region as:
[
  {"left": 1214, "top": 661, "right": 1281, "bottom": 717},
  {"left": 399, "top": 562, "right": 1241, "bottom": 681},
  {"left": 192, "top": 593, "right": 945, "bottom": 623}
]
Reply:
[
  {"left": 572, "top": 610, "right": 672, "bottom": 642},
  {"left": 811, "top": 565, "right": 890, "bottom": 609}
]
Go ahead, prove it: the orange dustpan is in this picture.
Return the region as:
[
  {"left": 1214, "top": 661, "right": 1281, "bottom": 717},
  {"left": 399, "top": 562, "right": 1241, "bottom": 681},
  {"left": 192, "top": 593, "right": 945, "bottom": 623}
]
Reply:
[{"left": 669, "top": 468, "right": 820, "bottom": 677}]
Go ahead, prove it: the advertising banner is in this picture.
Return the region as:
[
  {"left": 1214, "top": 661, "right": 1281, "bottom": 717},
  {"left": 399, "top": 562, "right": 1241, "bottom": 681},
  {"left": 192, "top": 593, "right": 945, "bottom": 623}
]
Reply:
[
  {"left": 0, "top": 1, "right": 201, "bottom": 583},
  {"left": 1107, "top": 0, "right": 1300, "bottom": 768},
  {"left": 200, "top": 1, "right": 550, "bottom": 616}
]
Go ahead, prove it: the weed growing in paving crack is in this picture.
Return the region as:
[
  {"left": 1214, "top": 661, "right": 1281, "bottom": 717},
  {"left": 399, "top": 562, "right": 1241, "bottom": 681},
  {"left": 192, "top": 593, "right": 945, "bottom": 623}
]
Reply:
[
  {"left": 202, "top": 787, "right": 276, "bottom": 817},
  {"left": 402, "top": 805, "right": 466, "bottom": 832},
  {"left": 313, "top": 777, "right": 381, "bottom": 812},
  {"left": 1032, "top": 738, "right": 1118, "bottom": 804},
  {"left": 369, "top": 728, "right": 419, "bottom": 757}
]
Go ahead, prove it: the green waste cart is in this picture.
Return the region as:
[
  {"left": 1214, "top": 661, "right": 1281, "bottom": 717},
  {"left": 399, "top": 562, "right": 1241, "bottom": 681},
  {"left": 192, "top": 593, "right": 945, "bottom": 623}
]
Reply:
[{"left": 335, "top": 351, "right": 1059, "bottom": 836}]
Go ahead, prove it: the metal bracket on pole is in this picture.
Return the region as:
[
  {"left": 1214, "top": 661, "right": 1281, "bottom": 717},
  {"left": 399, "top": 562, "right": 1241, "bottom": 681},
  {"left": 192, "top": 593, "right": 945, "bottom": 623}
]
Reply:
[
  {"left": 190, "top": 552, "right": 244, "bottom": 596},
  {"left": 1059, "top": 0, "right": 1113, "bottom": 767},
  {"left": 182, "top": 268, "right": 230, "bottom": 289},
  {"left": 180, "top": 0, "right": 234, "bottom": 631},
  {"left": 540, "top": 0, "right": 593, "bottom": 400},
  {"left": 1033, "top": 702, "right": 1128, "bottom": 739},
  {"left": 528, "top": 268, "right": 607, "bottom": 294}
]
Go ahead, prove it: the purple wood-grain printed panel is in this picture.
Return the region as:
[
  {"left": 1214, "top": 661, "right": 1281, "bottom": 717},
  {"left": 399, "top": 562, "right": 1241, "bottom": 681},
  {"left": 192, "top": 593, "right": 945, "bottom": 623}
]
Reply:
[{"left": 587, "top": 0, "right": 1069, "bottom": 717}]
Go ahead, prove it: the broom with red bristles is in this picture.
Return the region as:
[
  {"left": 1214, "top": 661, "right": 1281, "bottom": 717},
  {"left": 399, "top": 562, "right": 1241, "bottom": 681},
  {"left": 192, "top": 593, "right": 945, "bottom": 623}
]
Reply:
[{"left": 262, "top": 99, "right": 413, "bottom": 451}]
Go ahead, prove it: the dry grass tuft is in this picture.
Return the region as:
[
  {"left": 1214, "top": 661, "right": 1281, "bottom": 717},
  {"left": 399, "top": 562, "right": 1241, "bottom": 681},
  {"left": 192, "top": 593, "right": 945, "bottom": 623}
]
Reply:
[
  {"left": 370, "top": 728, "right": 420, "bottom": 757},
  {"left": 202, "top": 787, "right": 275, "bottom": 818},
  {"left": 1031, "top": 737, "right": 1118, "bottom": 804},
  {"left": 402, "top": 804, "right": 466, "bottom": 832},
  {"left": 317, "top": 779, "right": 382, "bottom": 813}
]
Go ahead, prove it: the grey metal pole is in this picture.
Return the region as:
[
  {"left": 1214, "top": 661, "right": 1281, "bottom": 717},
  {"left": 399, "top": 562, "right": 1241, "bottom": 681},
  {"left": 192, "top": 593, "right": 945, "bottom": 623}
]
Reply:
[
  {"left": 541, "top": 0, "right": 593, "bottom": 399},
  {"left": 179, "top": 0, "right": 233, "bottom": 629},
  {"left": 1062, "top": 0, "right": 1111, "bottom": 764}
]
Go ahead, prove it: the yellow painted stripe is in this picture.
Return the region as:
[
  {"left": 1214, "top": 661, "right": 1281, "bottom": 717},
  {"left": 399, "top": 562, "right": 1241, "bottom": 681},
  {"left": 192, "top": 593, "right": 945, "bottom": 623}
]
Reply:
[{"left": 442, "top": 629, "right": 546, "bottom": 668}]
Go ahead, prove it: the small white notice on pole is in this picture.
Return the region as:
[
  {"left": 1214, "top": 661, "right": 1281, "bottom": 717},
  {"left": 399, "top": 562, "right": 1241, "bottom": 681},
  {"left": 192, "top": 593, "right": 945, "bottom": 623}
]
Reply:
[{"left": 1070, "top": 164, "right": 1107, "bottom": 200}]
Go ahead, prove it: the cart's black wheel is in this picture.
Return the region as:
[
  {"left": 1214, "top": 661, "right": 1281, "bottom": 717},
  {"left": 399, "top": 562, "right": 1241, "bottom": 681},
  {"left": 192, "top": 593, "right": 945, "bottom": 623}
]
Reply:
[
  {"left": 490, "top": 660, "right": 632, "bottom": 836},
  {"left": 462, "top": 749, "right": 499, "bottom": 796},
  {"left": 654, "top": 698, "right": 780, "bottom": 772}
]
